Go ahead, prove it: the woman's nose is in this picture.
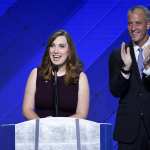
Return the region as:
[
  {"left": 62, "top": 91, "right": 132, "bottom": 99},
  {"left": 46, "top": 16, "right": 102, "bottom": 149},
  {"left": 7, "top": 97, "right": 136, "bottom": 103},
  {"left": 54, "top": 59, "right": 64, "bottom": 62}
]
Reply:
[{"left": 54, "top": 46, "right": 59, "bottom": 53}]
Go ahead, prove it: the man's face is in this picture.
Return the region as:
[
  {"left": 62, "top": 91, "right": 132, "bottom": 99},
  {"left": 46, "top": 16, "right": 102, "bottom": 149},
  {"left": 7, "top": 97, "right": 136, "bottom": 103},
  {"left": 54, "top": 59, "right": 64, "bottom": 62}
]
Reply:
[{"left": 128, "top": 9, "right": 149, "bottom": 46}]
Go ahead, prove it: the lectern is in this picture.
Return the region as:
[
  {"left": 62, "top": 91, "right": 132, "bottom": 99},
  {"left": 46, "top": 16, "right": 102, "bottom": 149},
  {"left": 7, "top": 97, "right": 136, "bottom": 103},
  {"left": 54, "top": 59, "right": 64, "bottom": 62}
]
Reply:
[{"left": 0, "top": 117, "right": 112, "bottom": 150}]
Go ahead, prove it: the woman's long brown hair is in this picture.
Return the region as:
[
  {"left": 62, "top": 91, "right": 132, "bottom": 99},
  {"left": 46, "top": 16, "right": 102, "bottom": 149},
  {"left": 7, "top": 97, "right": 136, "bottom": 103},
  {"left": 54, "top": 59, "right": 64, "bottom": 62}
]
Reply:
[{"left": 38, "top": 29, "right": 83, "bottom": 85}]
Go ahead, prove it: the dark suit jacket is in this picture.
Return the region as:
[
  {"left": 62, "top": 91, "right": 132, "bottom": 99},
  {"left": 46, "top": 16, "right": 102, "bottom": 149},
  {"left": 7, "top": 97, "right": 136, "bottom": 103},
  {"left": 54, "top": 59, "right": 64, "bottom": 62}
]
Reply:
[{"left": 109, "top": 44, "right": 150, "bottom": 143}]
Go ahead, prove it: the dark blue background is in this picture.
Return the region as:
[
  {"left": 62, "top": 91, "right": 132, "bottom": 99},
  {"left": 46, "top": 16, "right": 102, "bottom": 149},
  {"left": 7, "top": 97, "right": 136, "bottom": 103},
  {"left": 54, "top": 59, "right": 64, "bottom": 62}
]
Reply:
[{"left": 0, "top": 0, "right": 150, "bottom": 149}]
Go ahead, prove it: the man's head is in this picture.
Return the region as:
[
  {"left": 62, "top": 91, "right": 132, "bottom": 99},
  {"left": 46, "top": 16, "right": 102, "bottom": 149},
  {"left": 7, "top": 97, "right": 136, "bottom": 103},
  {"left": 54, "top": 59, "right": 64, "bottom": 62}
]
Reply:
[{"left": 127, "top": 5, "right": 150, "bottom": 47}]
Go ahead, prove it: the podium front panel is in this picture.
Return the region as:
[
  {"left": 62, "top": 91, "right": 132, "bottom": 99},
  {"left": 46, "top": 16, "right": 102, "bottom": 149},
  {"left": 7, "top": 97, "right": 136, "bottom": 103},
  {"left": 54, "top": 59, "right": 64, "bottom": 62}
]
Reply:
[{"left": 0, "top": 118, "right": 112, "bottom": 150}]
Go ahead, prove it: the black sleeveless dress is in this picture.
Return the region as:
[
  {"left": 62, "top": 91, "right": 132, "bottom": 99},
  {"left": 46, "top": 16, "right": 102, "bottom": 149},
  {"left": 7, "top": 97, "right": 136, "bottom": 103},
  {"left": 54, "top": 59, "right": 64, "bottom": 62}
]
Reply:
[{"left": 35, "top": 69, "right": 79, "bottom": 118}]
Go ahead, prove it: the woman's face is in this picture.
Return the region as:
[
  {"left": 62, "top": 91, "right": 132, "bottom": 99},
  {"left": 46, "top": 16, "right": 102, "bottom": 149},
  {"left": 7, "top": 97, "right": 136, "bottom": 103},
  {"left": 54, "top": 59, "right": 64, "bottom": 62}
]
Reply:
[{"left": 49, "top": 35, "right": 69, "bottom": 66}]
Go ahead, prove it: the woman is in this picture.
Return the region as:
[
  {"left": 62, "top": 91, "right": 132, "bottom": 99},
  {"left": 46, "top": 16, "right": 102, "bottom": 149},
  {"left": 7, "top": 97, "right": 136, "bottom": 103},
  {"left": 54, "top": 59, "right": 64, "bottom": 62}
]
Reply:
[{"left": 22, "top": 30, "right": 89, "bottom": 120}]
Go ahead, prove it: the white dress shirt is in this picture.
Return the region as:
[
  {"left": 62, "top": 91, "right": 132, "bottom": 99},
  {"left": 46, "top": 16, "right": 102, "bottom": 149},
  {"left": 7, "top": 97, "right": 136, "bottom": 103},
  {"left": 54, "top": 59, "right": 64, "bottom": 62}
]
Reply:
[{"left": 133, "top": 37, "right": 150, "bottom": 76}]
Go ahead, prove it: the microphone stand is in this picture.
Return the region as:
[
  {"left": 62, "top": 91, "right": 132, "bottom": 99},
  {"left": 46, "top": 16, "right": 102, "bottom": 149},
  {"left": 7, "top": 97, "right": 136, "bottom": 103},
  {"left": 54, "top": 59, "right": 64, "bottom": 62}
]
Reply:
[{"left": 53, "top": 65, "right": 59, "bottom": 117}]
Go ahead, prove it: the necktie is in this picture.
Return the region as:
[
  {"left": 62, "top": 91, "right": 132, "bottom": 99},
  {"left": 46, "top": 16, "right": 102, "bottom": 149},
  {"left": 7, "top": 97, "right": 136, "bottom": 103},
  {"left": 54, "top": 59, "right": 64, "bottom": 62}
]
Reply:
[{"left": 137, "top": 48, "right": 144, "bottom": 78}]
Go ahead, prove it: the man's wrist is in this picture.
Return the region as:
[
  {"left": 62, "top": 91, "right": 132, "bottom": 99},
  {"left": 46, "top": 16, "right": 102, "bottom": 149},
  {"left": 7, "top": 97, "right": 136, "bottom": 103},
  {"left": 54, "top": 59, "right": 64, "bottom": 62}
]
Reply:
[{"left": 123, "top": 65, "right": 131, "bottom": 70}]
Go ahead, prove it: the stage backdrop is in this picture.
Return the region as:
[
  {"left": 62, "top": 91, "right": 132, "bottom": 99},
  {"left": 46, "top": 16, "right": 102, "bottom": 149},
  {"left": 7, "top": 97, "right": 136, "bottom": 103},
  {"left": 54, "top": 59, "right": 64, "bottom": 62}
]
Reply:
[{"left": 0, "top": 0, "right": 150, "bottom": 149}]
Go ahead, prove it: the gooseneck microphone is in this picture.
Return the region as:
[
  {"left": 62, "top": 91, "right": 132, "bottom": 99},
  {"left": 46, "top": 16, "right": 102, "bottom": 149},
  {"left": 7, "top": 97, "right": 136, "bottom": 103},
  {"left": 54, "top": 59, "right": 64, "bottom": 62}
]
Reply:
[
  {"left": 52, "top": 64, "right": 59, "bottom": 116},
  {"left": 52, "top": 64, "right": 58, "bottom": 85}
]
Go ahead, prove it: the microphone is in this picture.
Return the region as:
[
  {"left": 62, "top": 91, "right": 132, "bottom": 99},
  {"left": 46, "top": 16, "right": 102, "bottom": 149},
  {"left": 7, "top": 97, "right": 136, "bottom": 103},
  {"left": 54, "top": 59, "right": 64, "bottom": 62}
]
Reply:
[
  {"left": 52, "top": 64, "right": 59, "bottom": 116},
  {"left": 52, "top": 64, "right": 58, "bottom": 73},
  {"left": 52, "top": 64, "right": 58, "bottom": 86}
]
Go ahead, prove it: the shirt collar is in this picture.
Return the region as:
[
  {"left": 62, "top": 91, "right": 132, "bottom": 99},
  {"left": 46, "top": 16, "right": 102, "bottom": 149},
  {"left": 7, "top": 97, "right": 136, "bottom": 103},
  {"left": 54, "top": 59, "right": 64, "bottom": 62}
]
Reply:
[{"left": 133, "top": 36, "right": 150, "bottom": 52}]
